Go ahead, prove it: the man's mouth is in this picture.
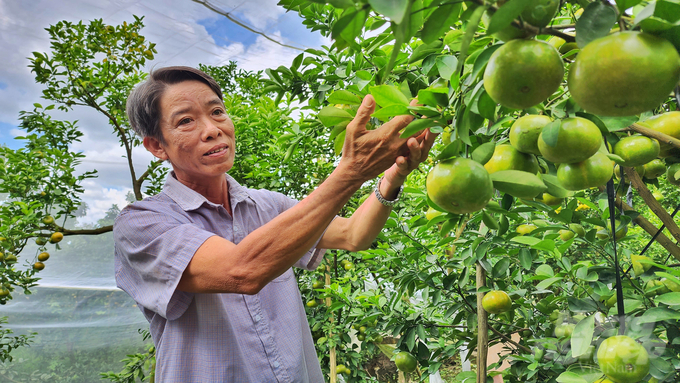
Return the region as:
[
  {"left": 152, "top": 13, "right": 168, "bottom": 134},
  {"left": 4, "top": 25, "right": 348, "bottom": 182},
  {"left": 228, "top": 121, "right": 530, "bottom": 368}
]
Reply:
[{"left": 205, "top": 147, "right": 227, "bottom": 156}]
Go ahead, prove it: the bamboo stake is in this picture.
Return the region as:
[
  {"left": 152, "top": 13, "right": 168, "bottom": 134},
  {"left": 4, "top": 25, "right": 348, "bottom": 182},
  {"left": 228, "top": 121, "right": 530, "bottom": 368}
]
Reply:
[
  {"left": 476, "top": 263, "right": 489, "bottom": 383},
  {"left": 326, "top": 265, "right": 336, "bottom": 383}
]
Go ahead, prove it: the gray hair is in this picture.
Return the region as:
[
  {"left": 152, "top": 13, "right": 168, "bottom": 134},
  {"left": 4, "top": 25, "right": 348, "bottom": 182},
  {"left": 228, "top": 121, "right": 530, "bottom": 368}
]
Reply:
[{"left": 126, "top": 66, "right": 223, "bottom": 144}]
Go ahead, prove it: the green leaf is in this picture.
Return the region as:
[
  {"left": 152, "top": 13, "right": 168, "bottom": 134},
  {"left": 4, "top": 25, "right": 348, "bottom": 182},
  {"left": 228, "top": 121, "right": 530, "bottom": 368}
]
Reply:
[
  {"left": 536, "top": 276, "right": 563, "bottom": 290},
  {"left": 536, "top": 264, "right": 554, "bottom": 277},
  {"left": 318, "top": 106, "right": 354, "bottom": 127},
  {"left": 436, "top": 55, "right": 458, "bottom": 82},
  {"left": 615, "top": 0, "right": 643, "bottom": 14},
  {"left": 422, "top": 2, "right": 463, "bottom": 44},
  {"left": 417, "top": 88, "right": 449, "bottom": 108},
  {"left": 655, "top": 292, "right": 680, "bottom": 306},
  {"left": 540, "top": 120, "right": 562, "bottom": 147},
  {"left": 519, "top": 248, "right": 533, "bottom": 270},
  {"left": 490, "top": 170, "right": 547, "bottom": 199},
  {"left": 370, "top": 85, "right": 410, "bottom": 107},
  {"left": 455, "top": 6, "right": 486, "bottom": 75},
  {"left": 556, "top": 372, "right": 588, "bottom": 383},
  {"left": 511, "top": 236, "right": 541, "bottom": 246},
  {"left": 606, "top": 153, "right": 626, "bottom": 164},
  {"left": 540, "top": 174, "right": 569, "bottom": 198},
  {"left": 575, "top": 2, "right": 618, "bottom": 48},
  {"left": 334, "top": 130, "right": 346, "bottom": 155},
  {"left": 327, "top": 90, "right": 363, "bottom": 105},
  {"left": 409, "top": 40, "right": 443, "bottom": 63},
  {"left": 369, "top": 0, "right": 410, "bottom": 24},
  {"left": 483, "top": 211, "right": 500, "bottom": 231},
  {"left": 400, "top": 118, "right": 438, "bottom": 138},
  {"left": 470, "top": 44, "right": 502, "bottom": 82},
  {"left": 471, "top": 142, "right": 496, "bottom": 165},
  {"left": 492, "top": 257, "right": 510, "bottom": 277},
  {"left": 571, "top": 316, "right": 595, "bottom": 358},
  {"left": 371, "top": 104, "right": 411, "bottom": 120},
  {"left": 638, "top": 307, "right": 680, "bottom": 323},
  {"left": 598, "top": 115, "right": 639, "bottom": 132},
  {"left": 436, "top": 140, "right": 462, "bottom": 161},
  {"left": 486, "top": 0, "right": 534, "bottom": 35}
]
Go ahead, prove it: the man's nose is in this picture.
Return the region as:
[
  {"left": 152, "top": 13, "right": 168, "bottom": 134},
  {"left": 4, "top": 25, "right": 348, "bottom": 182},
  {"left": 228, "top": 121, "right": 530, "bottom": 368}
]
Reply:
[{"left": 201, "top": 118, "right": 222, "bottom": 140}]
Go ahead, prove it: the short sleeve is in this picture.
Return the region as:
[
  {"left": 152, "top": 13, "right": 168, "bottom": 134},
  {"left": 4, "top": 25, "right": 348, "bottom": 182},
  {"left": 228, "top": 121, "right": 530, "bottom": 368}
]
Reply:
[
  {"left": 273, "top": 193, "right": 329, "bottom": 271},
  {"left": 113, "top": 203, "right": 214, "bottom": 321}
]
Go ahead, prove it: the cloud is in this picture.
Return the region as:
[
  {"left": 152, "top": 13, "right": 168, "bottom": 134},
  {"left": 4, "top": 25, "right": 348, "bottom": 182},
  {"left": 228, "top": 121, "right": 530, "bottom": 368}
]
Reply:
[
  {"left": 77, "top": 180, "right": 133, "bottom": 225},
  {"left": 0, "top": 0, "right": 325, "bottom": 225}
]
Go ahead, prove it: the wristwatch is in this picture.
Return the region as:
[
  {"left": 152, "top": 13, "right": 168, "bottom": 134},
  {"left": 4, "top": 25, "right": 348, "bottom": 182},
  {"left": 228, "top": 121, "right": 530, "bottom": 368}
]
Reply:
[{"left": 373, "top": 176, "right": 403, "bottom": 207}]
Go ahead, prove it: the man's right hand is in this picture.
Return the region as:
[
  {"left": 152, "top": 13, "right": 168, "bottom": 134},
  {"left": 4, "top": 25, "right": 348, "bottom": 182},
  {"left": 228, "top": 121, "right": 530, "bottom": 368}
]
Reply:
[{"left": 338, "top": 94, "right": 417, "bottom": 182}]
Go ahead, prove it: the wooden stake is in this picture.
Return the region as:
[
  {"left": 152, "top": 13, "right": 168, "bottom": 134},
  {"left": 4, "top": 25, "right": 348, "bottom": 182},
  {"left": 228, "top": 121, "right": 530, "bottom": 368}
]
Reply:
[
  {"left": 326, "top": 265, "right": 336, "bottom": 383},
  {"left": 476, "top": 263, "right": 488, "bottom": 383}
]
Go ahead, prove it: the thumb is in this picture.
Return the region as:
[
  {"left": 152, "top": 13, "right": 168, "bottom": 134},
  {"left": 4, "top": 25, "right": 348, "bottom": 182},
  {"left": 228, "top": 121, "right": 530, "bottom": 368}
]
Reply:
[{"left": 347, "top": 95, "right": 375, "bottom": 135}]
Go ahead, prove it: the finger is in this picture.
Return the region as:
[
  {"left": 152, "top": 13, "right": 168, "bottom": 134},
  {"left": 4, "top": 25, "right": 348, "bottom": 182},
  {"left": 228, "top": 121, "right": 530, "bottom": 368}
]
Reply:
[
  {"left": 346, "top": 95, "right": 375, "bottom": 137},
  {"left": 407, "top": 137, "right": 422, "bottom": 162}
]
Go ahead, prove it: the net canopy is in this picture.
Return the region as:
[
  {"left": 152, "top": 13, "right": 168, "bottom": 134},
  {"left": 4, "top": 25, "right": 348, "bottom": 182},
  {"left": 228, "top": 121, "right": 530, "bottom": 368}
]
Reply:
[{"left": 1, "top": 230, "right": 150, "bottom": 382}]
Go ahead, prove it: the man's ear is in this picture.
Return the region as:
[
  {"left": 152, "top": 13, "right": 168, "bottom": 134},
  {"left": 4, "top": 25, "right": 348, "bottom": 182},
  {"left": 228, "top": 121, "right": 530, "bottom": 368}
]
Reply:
[{"left": 143, "top": 136, "right": 169, "bottom": 161}]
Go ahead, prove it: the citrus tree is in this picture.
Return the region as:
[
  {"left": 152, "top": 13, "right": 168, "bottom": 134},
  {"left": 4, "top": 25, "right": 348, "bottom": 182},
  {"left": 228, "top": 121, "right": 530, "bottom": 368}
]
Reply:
[{"left": 264, "top": 0, "right": 680, "bottom": 382}]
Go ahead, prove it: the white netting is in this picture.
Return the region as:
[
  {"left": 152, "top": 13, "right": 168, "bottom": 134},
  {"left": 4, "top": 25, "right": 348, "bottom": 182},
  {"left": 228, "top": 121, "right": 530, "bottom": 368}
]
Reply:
[{"left": 1, "top": 231, "right": 150, "bottom": 382}]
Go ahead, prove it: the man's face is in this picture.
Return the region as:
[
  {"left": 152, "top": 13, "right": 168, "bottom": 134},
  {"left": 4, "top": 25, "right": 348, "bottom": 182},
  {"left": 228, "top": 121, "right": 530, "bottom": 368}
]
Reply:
[{"left": 146, "top": 80, "right": 235, "bottom": 185}]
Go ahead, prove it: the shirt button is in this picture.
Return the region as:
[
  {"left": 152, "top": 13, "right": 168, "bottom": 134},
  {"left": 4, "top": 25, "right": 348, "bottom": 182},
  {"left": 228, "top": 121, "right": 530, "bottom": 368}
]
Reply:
[
  {"left": 254, "top": 315, "right": 261, "bottom": 322},
  {"left": 273, "top": 361, "right": 280, "bottom": 368}
]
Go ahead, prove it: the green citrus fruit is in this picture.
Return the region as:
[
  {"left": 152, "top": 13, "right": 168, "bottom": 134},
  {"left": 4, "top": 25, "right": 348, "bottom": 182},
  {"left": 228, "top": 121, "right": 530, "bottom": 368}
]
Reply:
[
  {"left": 666, "top": 163, "right": 680, "bottom": 186},
  {"left": 394, "top": 351, "right": 417, "bottom": 373},
  {"left": 568, "top": 31, "right": 680, "bottom": 116},
  {"left": 35, "top": 237, "right": 47, "bottom": 246},
  {"left": 426, "top": 157, "right": 494, "bottom": 214},
  {"left": 554, "top": 323, "right": 575, "bottom": 338},
  {"left": 33, "top": 262, "right": 45, "bottom": 271},
  {"left": 540, "top": 192, "right": 564, "bottom": 206},
  {"left": 595, "top": 377, "right": 615, "bottom": 383},
  {"left": 578, "top": 345, "right": 596, "bottom": 363},
  {"left": 306, "top": 299, "right": 318, "bottom": 308},
  {"left": 663, "top": 278, "right": 680, "bottom": 292},
  {"left": 483, "top": 39, "right": 564, "bottom": 109},
  {"left": 569, "top": 223, "right": 586, "bottom": 237},
  {"left": 638, "top": 112, "right": 680, "bottom": 157},
  {"left": 344, "top": 262, "right": 354, "bottom": 271},
  {"left": 0, "top": 288, "right": 8, "bottom": 297},
  {"left": 312, "top": 280, "right": 324, "bottom": 289},
  {"left": 557, "top": 152, "right": 614, "bottom": 191},
  {"left": 482, "top": 290, "right": 512, "bottom": 314},
  {"left": 538, "top": 117, "right": 602, "bottom": 164},
  {"left": 559, "top": 42, "right": 579, "bottom": 55},
  {"left": 4, "top": 254, "right": 17, "bottom": 264},
  {"left": 597, "top": 335, "right": 650, "bottom": 383},
  {"left": 644, "top": 279, "right": 669, "bottom": 297},
  {"left": 425, "top": 207, "right": 444, "bottom": 221},
  {"left": 516, "top": 224, "right": 538, "bottom": 235},
  {"left": 484, "top": 144, "right": 540, "bottom": 174},
  {"left": 42, "top": 215, "right": 54, "bottom": 225},
  {"left": 38, "top": 252, "right": 50, "bottom": 262},
  {"left": 613, "top": 135, "right": 660, "bottom": 167},
  {"left": 642, "top": 159, "right": 666, "bottom": 179},
  {"left": 559, "top": 229, "right": 575, "bottom": 241},
  {"left": 613, "top": 164, "right": 645, "bottom": 182},
  {"left": 484, "top": 0, "right": 559, "bottom": 41},
  {"left": 509, "top": 114, "right": 552, "bottom": 155},
  {"left": 631, "top": 254, "right": 652, "bottom": 276},
  {"left": 50, "top": 232, "right": 63, "bottom": 243}
]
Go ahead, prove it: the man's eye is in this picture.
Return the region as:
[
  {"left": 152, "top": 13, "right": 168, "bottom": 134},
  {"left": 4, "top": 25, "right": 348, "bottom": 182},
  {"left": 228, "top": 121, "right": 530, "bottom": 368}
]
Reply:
[
  {"left": 213, "top": 109, "right": 224, "bottom": 115},
  {"left": 179, "top": 118, "right": 192, "bottom": 125}
]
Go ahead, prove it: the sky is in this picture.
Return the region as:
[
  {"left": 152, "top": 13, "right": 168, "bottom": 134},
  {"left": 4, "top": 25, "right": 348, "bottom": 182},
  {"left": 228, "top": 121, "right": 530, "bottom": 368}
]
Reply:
[{"left": 0, "top": 0, "right": 327, "bottom": 224}]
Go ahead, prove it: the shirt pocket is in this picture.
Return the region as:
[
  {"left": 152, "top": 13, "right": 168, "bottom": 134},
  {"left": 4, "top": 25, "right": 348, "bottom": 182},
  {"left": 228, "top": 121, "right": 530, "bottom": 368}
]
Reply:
[{"left": 270, "top": 267, "right": 294, "bottom": 283}]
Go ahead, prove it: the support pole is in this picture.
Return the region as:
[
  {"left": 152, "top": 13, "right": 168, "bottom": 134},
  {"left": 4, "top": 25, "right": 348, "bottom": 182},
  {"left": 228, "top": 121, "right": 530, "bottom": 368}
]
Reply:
[{"left": 476, "top": 263, "right": 488, "bottom": 383}]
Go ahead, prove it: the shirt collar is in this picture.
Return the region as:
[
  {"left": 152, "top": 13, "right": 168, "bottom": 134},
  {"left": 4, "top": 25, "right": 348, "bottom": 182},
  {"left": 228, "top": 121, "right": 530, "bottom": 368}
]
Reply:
[{"left": 162, "top": 171, "right": 253, "bottom": 211}]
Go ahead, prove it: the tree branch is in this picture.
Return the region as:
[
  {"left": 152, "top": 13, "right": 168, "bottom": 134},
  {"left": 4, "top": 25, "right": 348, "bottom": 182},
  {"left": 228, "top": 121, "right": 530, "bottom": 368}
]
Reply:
[
  {"left": 476, "top": 263, "right": 488, "bottom": 383},
  {"left": 60, "top": 225, "right": 113, "bottom": 236},
  {"left": 626, "top": 123, "right": 680, "bottom": 150},
  {"left": 599, "top": 185, "right": 680, "bottom": 261},
  {"left": 625, "top": 167, "right": 680, "bottom": 246}
]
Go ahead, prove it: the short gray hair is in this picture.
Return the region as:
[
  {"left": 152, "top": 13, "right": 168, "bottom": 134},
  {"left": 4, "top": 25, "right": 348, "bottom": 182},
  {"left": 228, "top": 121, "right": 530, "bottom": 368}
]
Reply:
[{"left": 126, "top": 66, "right": 223, "bottom": 144}]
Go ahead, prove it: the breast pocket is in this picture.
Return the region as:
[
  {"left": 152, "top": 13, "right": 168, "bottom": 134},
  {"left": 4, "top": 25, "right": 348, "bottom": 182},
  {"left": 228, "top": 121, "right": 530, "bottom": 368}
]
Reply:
[{"left": 270, "top": 267, "right": 294, "bottom": 283}]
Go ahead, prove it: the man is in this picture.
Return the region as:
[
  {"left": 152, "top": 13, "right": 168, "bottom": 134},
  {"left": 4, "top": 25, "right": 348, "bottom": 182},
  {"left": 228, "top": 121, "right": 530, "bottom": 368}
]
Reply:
[{"left": 114, "top": 66, "right": 436, "bottom": 382}]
